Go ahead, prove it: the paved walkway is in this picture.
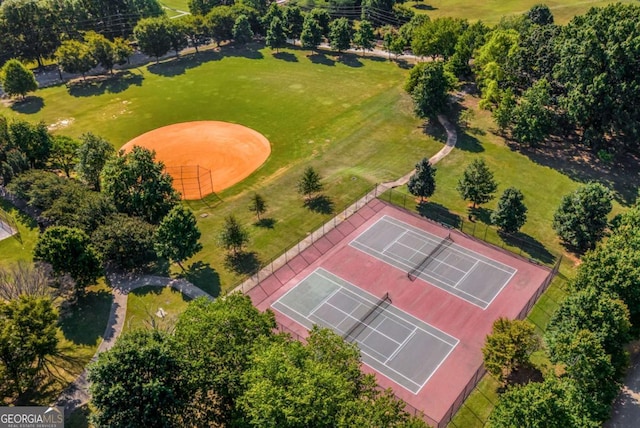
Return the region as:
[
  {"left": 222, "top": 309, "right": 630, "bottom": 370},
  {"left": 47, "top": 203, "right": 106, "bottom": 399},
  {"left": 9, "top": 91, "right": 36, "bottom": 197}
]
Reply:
[
  {"left": 233, "top": 114, "right": 457, "bottom": 296},
  {"left": 606, "top": 341, "right": 640, "bottom": 427},
  {"left": 56, "top": 274, "right": 212, "bottom": 416}
]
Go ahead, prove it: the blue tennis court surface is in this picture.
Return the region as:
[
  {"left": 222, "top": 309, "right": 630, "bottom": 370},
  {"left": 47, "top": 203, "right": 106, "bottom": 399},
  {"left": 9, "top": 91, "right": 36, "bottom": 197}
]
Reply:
[
  {"left": 272, "top": 268, "right": 458, "bottom": 394},
  {"left": 350, "top": 216, "right": 517, "bottom": 309}
]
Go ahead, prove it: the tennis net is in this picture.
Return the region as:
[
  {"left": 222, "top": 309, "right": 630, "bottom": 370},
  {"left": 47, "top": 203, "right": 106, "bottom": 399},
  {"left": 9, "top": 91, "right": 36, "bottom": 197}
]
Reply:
[
  {"left": 407, "top": 233, "right": 453, "bottom": 281},
  {"left": 342, "top": 292, "right": 391, "bottom": 342}
]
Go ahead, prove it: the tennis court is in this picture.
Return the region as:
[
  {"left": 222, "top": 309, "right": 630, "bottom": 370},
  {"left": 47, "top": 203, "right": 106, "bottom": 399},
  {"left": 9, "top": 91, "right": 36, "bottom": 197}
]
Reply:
[
  {"left": 350, "top": 216, "right": 517, "bottom": 309},
  {"left": 272, "top": 268, "right": 458, "bottom": 394}
]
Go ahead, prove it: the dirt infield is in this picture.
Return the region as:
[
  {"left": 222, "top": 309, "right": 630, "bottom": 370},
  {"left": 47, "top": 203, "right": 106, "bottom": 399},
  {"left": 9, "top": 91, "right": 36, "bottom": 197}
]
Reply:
[{"left": 121, "top": 121, "right": 271, "bottom": 199}]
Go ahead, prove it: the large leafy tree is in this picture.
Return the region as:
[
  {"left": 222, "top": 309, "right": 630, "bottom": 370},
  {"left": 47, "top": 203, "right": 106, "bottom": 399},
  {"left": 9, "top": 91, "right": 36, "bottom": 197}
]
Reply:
[
  {"left": 553, "top": 4, "right": 640, "bottom": 151},
  {"left": 232, "top": 14, "right": 253, "bottom": 45},
  {"left": 526, "top": 4, "right": 554, "bottom": 25},
  {"left": 0, "top": 296, "right": 58, "bottom": 397},
  {"left": 266, "top": 16, "right": 286, "bottom": 52},
  {"left": 92, "top": 214, "right": 157, "bottom": 270},
  {"left": 75, "top": 133, "right": 115, "bottom": 191},
  {"left": 407, "top": 157, "right": 436, "bottom": 203},
  {"left": 491, "top": 187, "right": 527, "bottom": 234},
  {"left": 180, "top": 14, "right": 209, "bottom": 53},
  {"left": 283, "top": 5, "right": 304, "bottom": 42},
  {"left": 173, "top": 294, "right": 276, "bottom": 425},
  {"left": 206, "top": 5, "right": 235, "bottom": 46},
  {"left": 329, "top": 17, "right": 352, "bottom": 53},
  {"left": 482, "top": 317, "right": 539, "bottom": 382},
  {"left": 405, "top": 61, "right": 456, "bottom": 119},
  {"left": 189, "top": 0, "right": 223, "bottom": 16},
  {"left": 85, "top": 31, "right": 117, "bottom": 74},
  {"left": 154, "top": 205, "right": 202, "bottom": 270},
  {"left": 49, "top": 135, "right": 79, "bottom": 178},
  {"left": 8, "top": 119, "right": 51, "bottom": 168},
  {"left": 100, "top": 145, "right": 179, "bottom": 224},
  {"left": 509, "top": 78, "right": 554, "bottom": 146},
  {"left": 456, "top": 158, "right": 498, "bottom": 209},
  {"left": 133, "top": 17, "right": 172, "bottom": 62},
  {"left": 353, "top": 20, "right": 375, "bottom": 56},
  {"left": 34, "top": 226, "right": 102, "bottom": 291},
  {"left": 474, "top": 29, "right": 519, "bottom": 108},
  {"left": 89, "top": 329, "right": 189, "bottom": 428},
  {"left": 0, "top": 59, "right": 38, "bottom": 99},
  {"left": 411, "top": 17, "right": 466, "bottom": 60},
  {"left": 448, "top": 21, "right": 488, "bottom": 78},
  {"left": 55, "top": 39, "right": 96, "bottom": 78},
  {"left": 545, "top": 287, "right": 630, "bottom": 375},
  {"left": 300, "top": 15, "right": 323, "bottom": 51},
  {"left": 552, "top": 182, "right": 612, "bottom": 252}
]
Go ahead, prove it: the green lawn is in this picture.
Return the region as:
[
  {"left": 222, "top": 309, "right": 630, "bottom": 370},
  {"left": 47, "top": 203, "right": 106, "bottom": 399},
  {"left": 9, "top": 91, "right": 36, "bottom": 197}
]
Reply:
[
  {"left": 160, "top": 0, "right": 188, "bottom": 12},
  {"left": 406, "top": 0, "right": 637, "bottom": 25},
  {"left": 0, "top": 200, "right": 39, "bottom": 267},
  {"left": 2, "top": 44, "right": 439, "bottom": 292},
  {"left": 123, "top": 285, "right": 191, "bottom": 332}
]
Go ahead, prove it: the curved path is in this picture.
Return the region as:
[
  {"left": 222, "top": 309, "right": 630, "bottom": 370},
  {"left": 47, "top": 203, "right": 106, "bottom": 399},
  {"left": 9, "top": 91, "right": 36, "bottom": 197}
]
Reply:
[
  {"left": 57, "top": 116, "right": 457, "bottom": 418},
  {"left": 57, "top": 274, "right": 212, "bottom": 416}
]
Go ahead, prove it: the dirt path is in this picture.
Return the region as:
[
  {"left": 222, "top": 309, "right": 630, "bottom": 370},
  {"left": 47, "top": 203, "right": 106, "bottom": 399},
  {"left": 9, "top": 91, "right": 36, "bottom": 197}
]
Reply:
[{"left": 56, "top": 274, "right": 212, "bottom": 417}]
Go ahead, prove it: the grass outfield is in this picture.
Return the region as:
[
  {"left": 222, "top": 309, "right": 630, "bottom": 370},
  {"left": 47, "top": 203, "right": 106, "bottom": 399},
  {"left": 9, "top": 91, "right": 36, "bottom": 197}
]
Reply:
[
  {"left": 123, "top": 286, "right": 191, "bottom": 332},
  {"left": 405, "top": 0, "right": 636, "bottom": 25},
  {"left": 2, "top": 44, "right": 438, "bottom": 293}
]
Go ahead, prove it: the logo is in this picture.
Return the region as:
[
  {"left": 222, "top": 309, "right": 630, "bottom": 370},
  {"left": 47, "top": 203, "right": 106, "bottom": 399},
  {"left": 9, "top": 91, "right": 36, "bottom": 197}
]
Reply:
[{"left": 0, "top": 406, "right": 64, "bottom": 428}]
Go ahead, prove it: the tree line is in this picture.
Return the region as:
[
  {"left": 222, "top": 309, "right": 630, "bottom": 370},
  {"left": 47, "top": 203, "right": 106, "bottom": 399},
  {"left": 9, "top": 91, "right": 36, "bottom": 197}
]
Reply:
[{"left": 399, "top": 3, "right": 640, "bottom": 155}]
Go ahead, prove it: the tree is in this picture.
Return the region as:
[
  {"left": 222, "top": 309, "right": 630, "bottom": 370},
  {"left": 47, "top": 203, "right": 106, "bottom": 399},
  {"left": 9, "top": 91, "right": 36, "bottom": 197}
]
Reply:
[
  {"left": 0, "top": 59, "right": 38, "bottom": 99},
  {"left": 405, "top": 61, "right": 456, "bottom": 119},
  {"left": 492, "top": 88, "right": 516, "bottom": 133},
  {"left": 232, "top": 14, "right": 254, "bottom": 45},
  {"left": 482, "top": 317, "right": 539, "bottom": 382},
  {"left": 547, "top": 329, "right": 619, "bottom": 422},
  {"left": 33, "top": 226, "right": 102, "bottom": 291},
  {"left": 329, "top": 17, "right": 352, "bottom": 53},
  {"left": 510, "top": 78, "right": 554, "bottom": 146},
  {"left": 0, "top": 296, "right": 58, "bottom": 397},
  {"left": 100, "top": 146, "right": 179, "bottom": 224},
  {"left": 206, "top": 5, "right": 236, "bottom": 46},
  {"left": 167, "top": 19, "right": 189, "bottom": 57},
  {"left": 553, "top": 4, "right": 640, "bottom": 151},
  {"left": 134, "top": 17, "right": 172, "bottom": 62},
  {"left": 261, "top": 2, "right": 284, "bottom": 29},
  {"left": 55, "top": 39, "right": 96, "bottom": 78},
  {"left": 266, "top": 17, "right": 287, "bottom": 52},
  {"left": 456, "top": 158, "right": 498, "bottom": 209},
  {"left": 448, "top": 21, "right": 488, "bottom": 78},
  {"left": 154, "top": 205, "right": 202, "bottom": 270},
  {"left": 219, "top": 215, "right": 249, "bottom": 256},
  {"left": 75, "top": 133, "right": 115, "bottom": 191},
  {"left": 545, "top": 287, "right": 630, "bottom": 375},
  {"left": 300, "top": 15, "right": 323, "bottom": 51},
  {"left": 308, "top": 8, "right": 331, "bottom": 37},
  {"left": 411, "top": 17, "right": 466, "bottom": 60},
  {"left": 92, "top": 214, "right": 157, "bottom": 270},
  {"left": 173, "top": 294, "right": 276, "bottom": 425},
  {"left": 42, "top": 183, "right": 115, "bottom": 233},
  {"left": 297, "top": 166, "right": 323, "bottom": 201},
  {"left": 49, "top": 135, "right": 79, "bottom": 177},
  {"left": 8, "top": 119, "right": 51, "bottom": 169},
  {"left": 181, "top": 14, "right": 209, "bottom": 53},
  {"left": 527, "top": 4, "right": 554, "bottom": 25},
  {"left": 552, "top": 182, "right": 612, "bottom": 252},
  {"left": 353, "top": 20, "right": 375, "bottom": 55},
  {"left": 0, "top": 261, "right": 56, "bottom": 301},
  {"left": 249, "top": 193, "right": 267, "bottom": 220},
  {"left": 113, "top": 37, "right": 134, "bottom": 65},
  {"left": 85, "top": 31, "right": 116, "bottom": 74},
  {"left": 283, "top": 5, "right": 304, "bottom": 43},
  {"left": 474, "top": 29, "right": 519, "bottom": 108},
  {"left": 491, "top": 187, "right": 527, "bottom": 234},
  {"left": 89, "top": 329, "right": 188, "bottom": 428},
  {"left": 407, "top": 158, "right": 436, "bottom": 203},
  {"left": 189, "top": 0, "right": 221, "bottom": 15}
]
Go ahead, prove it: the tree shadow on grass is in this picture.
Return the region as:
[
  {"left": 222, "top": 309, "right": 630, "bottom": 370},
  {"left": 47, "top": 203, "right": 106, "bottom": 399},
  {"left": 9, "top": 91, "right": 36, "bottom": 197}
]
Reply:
[
  {"left": 182, "top": 261, "right": 221, "bottom": 297},
  {"left": 499, "top": 365, "right": 543, "bottom": 392},
  {"left": 58, "top": 288, "right": 113, "bottom": 346},
  {"left": 9, "top": 96, "right": 44, "bottom": 114},
  {"left": 471, "top": 207, "right": 492, "bottom": 224},
  {"left": 308, "top": 52, "right": 335, "bottom": 66},
  {"left": 224, "top": 251, "right": 261, "bottom": 276},
  {"left": 67, "top": 71, "right": 143, "bottom": 97},
  {"left": 273, "top": 51, "right": 298, "bottom": 62},
  {"left": 499, "top": 231, "right": 556, "bottom": 265},
  {"left": 304, "top": 195, "right": 334, "bottom": 214},
  {"left": 254, "top": 217, "right": 276, "bottom": 229},
  {"left": 220, "top": 43, "right": 264, "bottom": 59},
  {"left": 417, "top": 201, "right": 462, "bottom": 229},
  {"left": 337, "top": 53, "right": 363, "bottom": 68},
  {"left": 147, "top": 49, "right": 223, "bottom": 77}
]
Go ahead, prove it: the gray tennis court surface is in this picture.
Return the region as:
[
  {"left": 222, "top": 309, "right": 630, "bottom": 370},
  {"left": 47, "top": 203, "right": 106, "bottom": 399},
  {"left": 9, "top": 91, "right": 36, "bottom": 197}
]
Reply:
[
  {"left": 272, "top": 268, "right": 458, "bottom": 394},
  {"left": 350, "top": 216, "right": 517, "bottom": 309}
]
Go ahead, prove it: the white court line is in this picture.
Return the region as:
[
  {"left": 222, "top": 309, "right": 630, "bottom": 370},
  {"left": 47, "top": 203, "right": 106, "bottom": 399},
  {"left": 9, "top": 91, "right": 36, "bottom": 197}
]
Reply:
[
  {"left": 308, "top": 287, "right": 343, "bottom": 318},
  {"left": 393, "top": 241, "right": 466, "bottom": 275},
  {"left": 381, "top": 230, "right": 407, "bottom": 253},
  {"left": 452, "top": 260, "right": 479, "bottom": 289},
  {"left": 323, "top": 300, "right": 403, "bottom": 346},
  {"left": 353, "top": 240, "right": 489, "bottom": 305},
  {"left": 483, "top": 267, "right": 518, "bottom": 308},
  {"left": 385, "top": 327, "right": 417, "bottom": 364},
  {"left": 381, "top": 215, "right": 517, "bottom": 275}
]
